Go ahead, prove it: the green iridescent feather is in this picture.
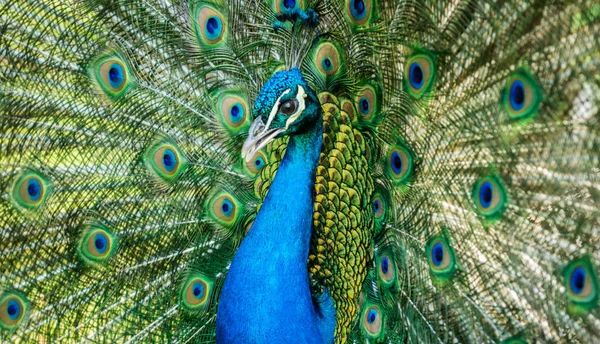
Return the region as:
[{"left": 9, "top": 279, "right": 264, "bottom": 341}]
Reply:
[{"left": 1, "top": 0, "right": 599, "bottom": 343}]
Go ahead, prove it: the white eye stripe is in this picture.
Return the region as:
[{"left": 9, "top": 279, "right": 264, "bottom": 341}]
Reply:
[
  {"left": 285, "top": 86, "right": 306, "bottom": 129},
  {"left": 266, "top": 89, "right": 291, "bottom": 129}
]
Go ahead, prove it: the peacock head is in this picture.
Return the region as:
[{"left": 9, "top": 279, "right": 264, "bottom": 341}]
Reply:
[{"left": 242, "top": 68, "right": 321, "bottom": 162}]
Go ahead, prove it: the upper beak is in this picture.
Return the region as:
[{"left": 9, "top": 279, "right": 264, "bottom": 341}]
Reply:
[{"left": 241, "top": 117, "right": 284, "bottom": 162}]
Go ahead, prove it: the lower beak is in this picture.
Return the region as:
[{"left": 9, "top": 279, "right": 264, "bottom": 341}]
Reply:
[{"left": 241, "top": 117, "right": 284, "bottom": 163}]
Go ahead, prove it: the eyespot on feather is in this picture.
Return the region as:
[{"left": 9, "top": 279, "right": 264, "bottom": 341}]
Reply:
[
  {"left": 145, "top": 141, "right": 187, "bottom": 183},
  {"left": 11, "top": 170, "right": 51, "bottom": 212},
  {"left": 77, "top": 224, "right": 118, "bottom": 266},
  {"left": 502, "top": 70, "right": 542, "bottom": 120},
  {"left": 272, "top": 0, "right": 304, "bottom": 13},
  {"left": 207, "top": 191, "right": 244, "bottom": 227},
  {"left": 403, "top": 52, "right": 436, "bottom": 99},
  {"left": 377, "top": 253, "right": 396, "bottom": 287},
  {"left": 360, "top": 303, "right": 384, "bottom": 339},
  {"left": 0, "top": 292, "right": 29, "bottom": 331},
  {"left": 194, "top": 4, "right": 227, "bottom": 48},
  {"left": 217, "top": 91, "right": 249, "bottom": 135},
  {"left": 180, "top": 274, "right": 213, "bottom": 311},
  {"left": 345, "top": 0, "right": 374, "bottom": 26},
  {"left": 563, "top": 257, "right": 598, "bottom": 311},
  {"left": 472, "top": 175, "right": 507, "bottom": 220},
  {"left": 386, "top": 143, "right": 414, "bottom": 185},
  {"left": 243, "top": 150, "right": 268, "bottom": 177},
  {"left": 313, "top": 42, "right": 341, "bottom": 77},
  {"left": 355, "top": 83, "right": 380, "bottom": 122},
  {"left": 90, "top": 53, "right": 133, "bottom": 100},
  {"left": 426, "top": 235, "right": 457, "bottom": 281}
]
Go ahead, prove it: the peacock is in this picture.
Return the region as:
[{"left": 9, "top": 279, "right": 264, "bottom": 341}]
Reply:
[{"left": 1, "top": 0, "right": 599, "bottom": 342}]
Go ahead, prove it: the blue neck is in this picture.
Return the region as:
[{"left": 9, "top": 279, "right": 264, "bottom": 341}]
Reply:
[{"left": 216, "top": 120, "right": 329, "bottom": 344}]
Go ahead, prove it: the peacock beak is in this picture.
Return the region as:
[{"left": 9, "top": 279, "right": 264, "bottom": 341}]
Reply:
[{"left": 241, "top": 117, "right": 284, "bottom": 163}]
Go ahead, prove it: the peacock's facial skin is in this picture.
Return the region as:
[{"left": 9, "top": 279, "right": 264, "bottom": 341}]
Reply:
[{"left": 242, "top": 68, "right": 321, "bottom": 162}]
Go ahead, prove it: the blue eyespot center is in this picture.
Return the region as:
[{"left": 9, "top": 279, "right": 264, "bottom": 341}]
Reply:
[
  {"left": 352, "top": 0, "right": 366, "bottom": 18},
  {"left": 432, "top": 242, "right": 444, "bottom": 267},
  {"left": 206, "top": 17, "right": 220, "bottom": 35},
  {"left": 367, "top": 308, "right": 377, "bottom": 324},
  {"left": 255, "top": 157, "right": 264, "bottom": 168},
  {"left": 94, "top": 234, "right": 108, "bottom": 253},
  {"left": 163, "top": 149, "right": 176, "bottom": 172},
  {"left": 6, "top": 300, "right": 20, "bottom": 320},
  {"left": 230, "top": 104, "right": 244, "bottom": 123},
  {"left": 391, "top": 152, "right": 402, "bottom": 174},
  {"left": 221, "top": 199, "right": 233, "bottom": 216},
  {"left": 479, "top": 181, "right": 493, "bottom": 209},
  {"left": 510, "top": 80, "right": 525, "bottom": 111},
  {"left": 322, "top": 57, "right": 333, "bottom": 71},
  {"left": 373, "top": 200, "right": 380, "bottom": 212},
  {"left": 192, "top": 282, "right": 205, "bottom": 299},
  {"left": 27, "top": 179, "right": 41, "bottom": 201},
  {"left": 381, "top": 257, "right": 389, "bottom": 274},
  {"left": 108, "top": 63, "right": 124, "bottom": 89},
  {"left": 359, "top": 98, "right": 370, "bottom": 114},
  {"left": 283, "top": 0, "right": 296, "bottom": 9},
  {"left": 571, "top": 267, "right": 587, "bottom": 295},
  {"left": 409, "top": 62, "right": 424, "bottom": 89}
]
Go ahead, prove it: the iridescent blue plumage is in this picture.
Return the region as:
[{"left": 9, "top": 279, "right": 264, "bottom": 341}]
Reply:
[{"left": 217, "top": 70, "right": 335, "bottom": 343}]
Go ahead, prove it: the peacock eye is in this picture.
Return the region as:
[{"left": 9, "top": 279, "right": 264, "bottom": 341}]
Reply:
[
  {"left": 563, "top": 258, "right": 598, "bottom": 310},
  {"left": 279, "top": 99, "right": 298, "bottom": 115},
  {"left": 426, "top": 236, "right": 457, "bottom": 280},
  {"left": 0, "top": 292, "right": 29, "bottom": 330},
  {"left": 181, "top": 274, "right": 213, "bottom": 312}
]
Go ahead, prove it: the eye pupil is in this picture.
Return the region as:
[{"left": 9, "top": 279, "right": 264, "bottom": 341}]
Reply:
[
  {"left": 571, "top": 267, "right": 587, "bottom": 294},
  {"left": 283, "top": 0, "right": 296, "bottom": 9},
  {"left": 109, "top": 66, "right": 121, "bottom": 83},
  {"left": 27, "top": 180, "right": 40, "bottom": 198},
  {"left": 95, "top": 237, "right": 105, "bottom": 250},
  {"left": 410, "top": 62, "right": 424, "bottom": 89},
  {"left": 510, "top": 80, "right": 525, "bottom": 110},
  {"left": 7, "top": 303, "right": 18, "bottom": 317},
  {"left": 206, "top": 17, "right": 219, "bottom": 34},
  {"left": 193, "top": 283, "right": 204, "bottom": 298},
  {"left": 381, "top": 257, "right": 389, "bottom": 274},
  {"left": 353, "top": 0, "right": 365, "bottom": 14},
  {"left": 479, "top": 181, "right": 493, "bottom": 208},
  {"left": 432, "top": 243, "right": 444, "bottom": 266},
  {"left": 391, "top": 152, "right": 402, "bottom": 173},
  {"left": 280, "top": 100, "right": 297, "bottom": 115},
  {"left": 367, "top": 309, "right": 377, "bottom": 324}
]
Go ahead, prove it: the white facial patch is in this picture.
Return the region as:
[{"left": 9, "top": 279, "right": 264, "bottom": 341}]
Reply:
[
  {"left": 284, "top": 86, "right": 307, "bottom": 129},
  {"left": 265, "top": 89, "right": 291, "bottom": 130}
]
